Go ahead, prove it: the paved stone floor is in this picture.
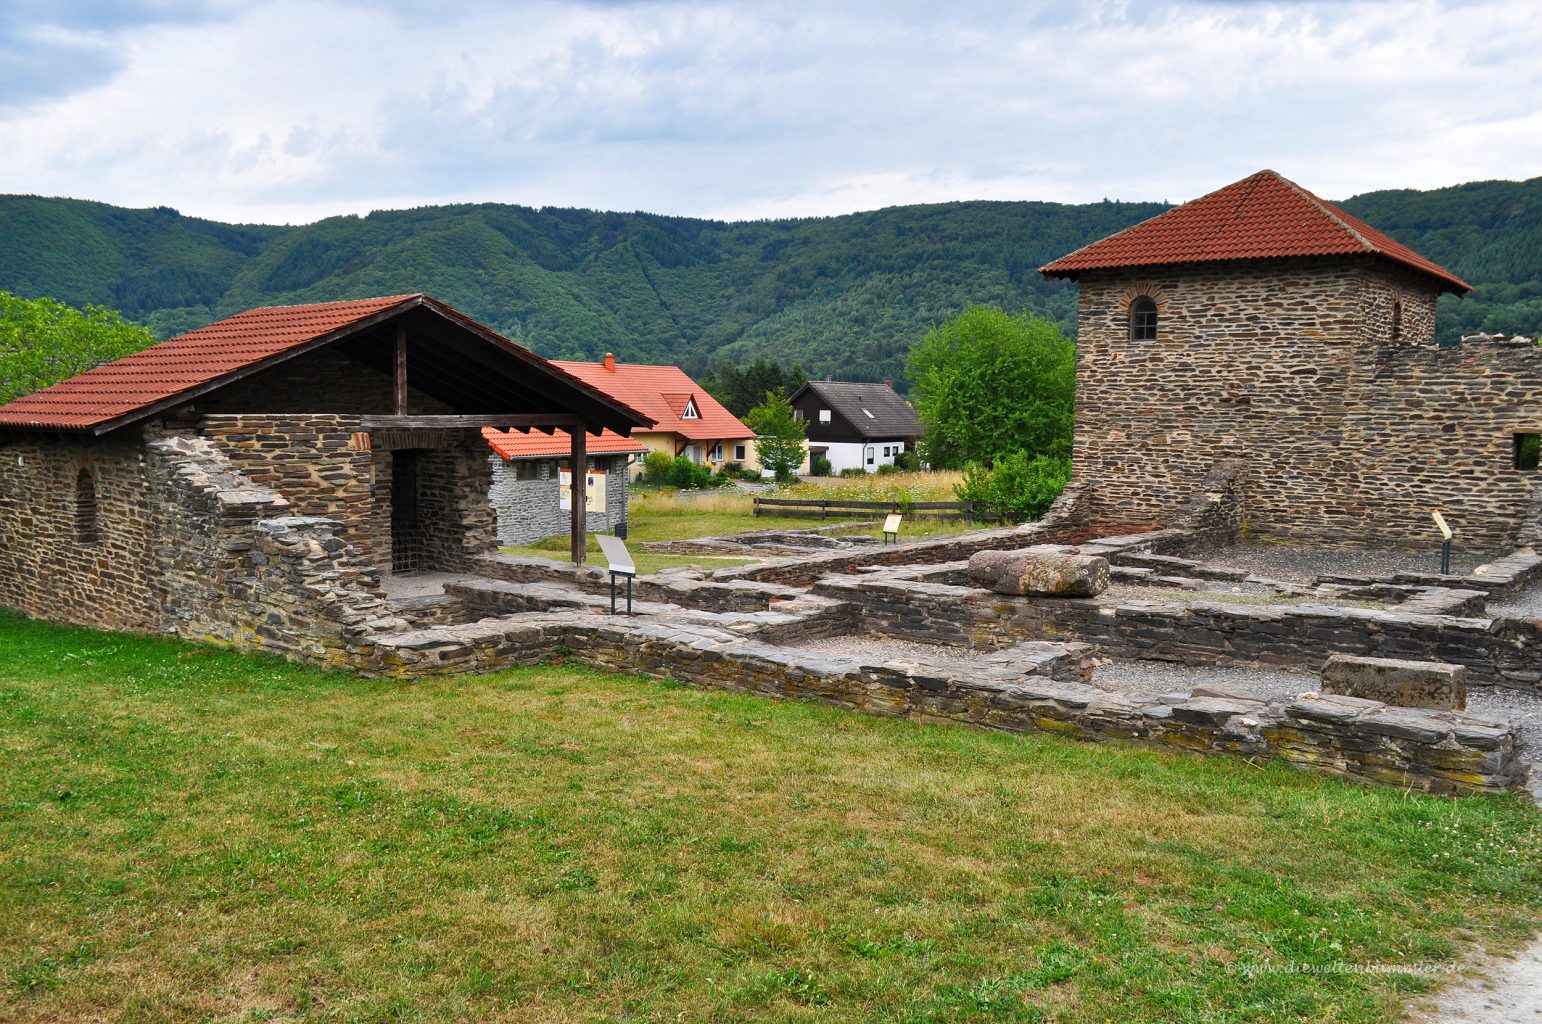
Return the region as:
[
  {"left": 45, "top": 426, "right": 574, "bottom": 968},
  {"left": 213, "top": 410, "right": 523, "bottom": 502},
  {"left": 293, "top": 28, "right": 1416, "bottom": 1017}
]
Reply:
[{"left": 381, "top": 571, "right": 490, "bottom": 601}]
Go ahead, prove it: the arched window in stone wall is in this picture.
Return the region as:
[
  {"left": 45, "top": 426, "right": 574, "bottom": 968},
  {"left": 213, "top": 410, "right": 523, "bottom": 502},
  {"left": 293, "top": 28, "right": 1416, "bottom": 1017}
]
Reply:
[
  {"left": 75, "top": 468, "right": 99, "bottom": 546},
  {"left": 1129, "top": 296, "right": 1158, "bottom": 341},
  {"left": 1391, "top": 300, "right": 1404, "bottom": 345}
]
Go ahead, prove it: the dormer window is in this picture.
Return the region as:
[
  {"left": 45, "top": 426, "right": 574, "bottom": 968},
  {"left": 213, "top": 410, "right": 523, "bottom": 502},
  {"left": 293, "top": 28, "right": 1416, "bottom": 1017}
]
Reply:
[
  {"left": 681, "top": 397, "right": 699, "bottom": 420},
  {"left": 1129, "top": 297, "right": 1158, "bottom": 341}
]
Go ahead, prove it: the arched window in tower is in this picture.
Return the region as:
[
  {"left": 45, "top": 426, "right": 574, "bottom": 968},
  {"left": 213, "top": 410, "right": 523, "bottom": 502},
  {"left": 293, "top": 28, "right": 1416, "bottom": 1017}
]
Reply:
[
  {"left": 75, "top": 468, "right": 99, "bottom": 546},
  {"left": 1129, "top": 296, "right": 1158, "bottom": 341},
  {"left": 1391, "top": 300, "right": 1404, "bottom": 344}
]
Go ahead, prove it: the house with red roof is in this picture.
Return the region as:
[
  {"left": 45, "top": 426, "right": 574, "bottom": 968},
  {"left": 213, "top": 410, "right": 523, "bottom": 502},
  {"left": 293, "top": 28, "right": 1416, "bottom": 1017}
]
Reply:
[
  {"left": 554, "top": 354, "right": 757, "bottom": 480},
  {"left": 0, "top": 294, "right": 650, "bottom": 651},
  {"left": 1041, "top": 169, "right": 1542, "bottom": 550}
]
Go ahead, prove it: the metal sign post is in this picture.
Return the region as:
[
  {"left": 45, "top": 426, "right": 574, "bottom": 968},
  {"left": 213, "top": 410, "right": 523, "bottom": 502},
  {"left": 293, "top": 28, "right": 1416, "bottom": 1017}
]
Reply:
[
  {"left": 1431, "top": 509, "right": 1453, "bottom": 575},
  {"left": 596, "top": 534, "right": 637, "bottom": 615}
]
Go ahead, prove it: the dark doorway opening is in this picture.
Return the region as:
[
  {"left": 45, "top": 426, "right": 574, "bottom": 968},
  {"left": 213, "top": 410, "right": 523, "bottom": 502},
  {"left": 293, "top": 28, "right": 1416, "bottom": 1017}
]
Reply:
[{"left": 391, "top": 450, "right": 425, "bottom": 573}]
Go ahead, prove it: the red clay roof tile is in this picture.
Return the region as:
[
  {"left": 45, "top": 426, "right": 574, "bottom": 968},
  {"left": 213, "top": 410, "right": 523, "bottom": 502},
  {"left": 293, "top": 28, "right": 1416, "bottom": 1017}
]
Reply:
[
  {"left": 482, "top": 426, "right": 648, "bottom": 460},
  {"left": 1040, "top": 170, "right": 1470, "bottom": 294},
  {"left": 0, "top": 294, "right": 652, "bottom": 435},
  {"left": 552, "top": 360, "right": 754, "bottom": 442},
  {"left": 0, "top": 295, "right": 421, "bottom": 432}
]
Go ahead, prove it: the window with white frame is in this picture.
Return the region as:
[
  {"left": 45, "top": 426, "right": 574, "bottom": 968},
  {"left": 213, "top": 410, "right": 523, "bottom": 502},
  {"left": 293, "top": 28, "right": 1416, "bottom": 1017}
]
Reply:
[
  {"left": 681, "top": 398, "right": 699, "bottom": 419},
  {"left": 734, "top": 444, "right": 747, "bottom": 461},
  {"left": 711, "top": 443, "right": 723, "bottom": 461},
  {"left": 818, "top": 409, "right": 831, "bottom": 423}
]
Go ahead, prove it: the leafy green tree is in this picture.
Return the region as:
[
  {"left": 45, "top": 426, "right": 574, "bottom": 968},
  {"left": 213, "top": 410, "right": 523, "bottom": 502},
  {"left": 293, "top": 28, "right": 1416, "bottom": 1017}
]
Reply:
[
  {"left": 702, "top": 357, "right": 809, "bottom": 417},
  {"left": 907, "top": 306, "right": 1075, "bottom": 469},
  {"left": 0, "top": 292, "right": 157, "bottom": 403},
  {"left": 640, "top": 450, "right": 675, "bottom": 484},
  {"left": 744, "top": 390, "right": 808, "bottom": 483}
]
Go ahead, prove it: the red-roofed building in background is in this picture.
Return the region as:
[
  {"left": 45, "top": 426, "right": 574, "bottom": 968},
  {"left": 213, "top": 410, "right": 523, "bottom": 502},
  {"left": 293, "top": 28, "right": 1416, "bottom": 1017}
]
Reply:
[
  {"left": 554, "top": 354, "right": 758, "bottom": 480},
  {"left": 1040, "top": 169, "right": 1542, "bottom": 550}
]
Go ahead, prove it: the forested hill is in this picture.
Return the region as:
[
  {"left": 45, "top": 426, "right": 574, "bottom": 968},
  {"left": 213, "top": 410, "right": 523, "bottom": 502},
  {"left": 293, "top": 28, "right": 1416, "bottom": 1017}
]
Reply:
[{"left": 1, "top": 176, "right": 1538, "bottom": 384}]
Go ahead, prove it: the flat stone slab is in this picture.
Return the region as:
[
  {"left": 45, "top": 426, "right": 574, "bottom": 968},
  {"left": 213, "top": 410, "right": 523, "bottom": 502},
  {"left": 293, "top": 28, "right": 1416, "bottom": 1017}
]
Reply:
[{"left": 1321, "top": 653, "right": 1467, "bottom": 710}]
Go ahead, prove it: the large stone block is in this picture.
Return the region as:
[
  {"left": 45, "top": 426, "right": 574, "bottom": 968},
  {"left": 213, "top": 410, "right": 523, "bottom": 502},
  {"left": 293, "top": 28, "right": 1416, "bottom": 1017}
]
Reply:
[
  {"left": 967, "top": 546, "right": 1109, "bottom": 598},
  {"left": 1320, "top": 654, "right": 1466, "bottom": 710}
]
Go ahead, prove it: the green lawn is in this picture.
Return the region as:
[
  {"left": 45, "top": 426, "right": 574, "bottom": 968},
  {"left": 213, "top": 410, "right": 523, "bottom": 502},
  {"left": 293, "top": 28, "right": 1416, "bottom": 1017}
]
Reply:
[
  {"left": 505, "top": 486, "right": 978, "bottom": 572},
  {"left": 2, "top": 612, "right": 1538, "bottom": 1022}
]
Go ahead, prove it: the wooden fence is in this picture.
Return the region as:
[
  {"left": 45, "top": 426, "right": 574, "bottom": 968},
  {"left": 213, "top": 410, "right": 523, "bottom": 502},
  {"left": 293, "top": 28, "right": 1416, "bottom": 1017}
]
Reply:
[{"left": 752, "top": 497, "right": 980, "bottom": 521}]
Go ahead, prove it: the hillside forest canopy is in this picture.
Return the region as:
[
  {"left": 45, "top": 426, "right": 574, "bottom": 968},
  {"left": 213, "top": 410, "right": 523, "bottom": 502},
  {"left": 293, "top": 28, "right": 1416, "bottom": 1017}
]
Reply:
[{"left": 1, "top": 175, "right": 1538, "bottom": 388}]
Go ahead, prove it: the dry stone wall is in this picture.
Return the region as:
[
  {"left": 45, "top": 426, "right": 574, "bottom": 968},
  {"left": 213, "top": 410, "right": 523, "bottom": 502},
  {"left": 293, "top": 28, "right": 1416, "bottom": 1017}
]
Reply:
[
  {"left": 200, "top": 414, "right": 376, "bottom": 562},
  {"left": 815, "top": 571, "right": 1542, "bottom": 690},
  {"left": 356, "top": 612, "right": 1526, "bottom": 796},
  {"left": 0, "top": 433, "right": 158, "bottom": 630},
  {"left": 1074, "top": 257, "right": 1542, "bottom": 549}
]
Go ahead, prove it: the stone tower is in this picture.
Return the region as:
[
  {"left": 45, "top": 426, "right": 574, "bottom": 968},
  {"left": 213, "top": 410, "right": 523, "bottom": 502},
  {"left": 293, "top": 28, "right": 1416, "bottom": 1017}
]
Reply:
[{"left": 1041, "top": 170, "right": 1542, "bottom": 551}]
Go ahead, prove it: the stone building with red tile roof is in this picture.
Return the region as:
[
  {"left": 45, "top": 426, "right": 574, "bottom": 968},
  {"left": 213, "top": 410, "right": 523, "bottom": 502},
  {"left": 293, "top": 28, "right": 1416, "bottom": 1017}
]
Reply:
[
  {"left": 1042, "top": 170, "right": 1542, "bottom": 551},
  {"left": 483, "top": 426, "right": 648, "bottom": 545},
  {"left": 554, "top": 354, "right": 757, "bottom": 479},
  {"left": 0, "top": 294, "right": 649, "bottom": 658}
]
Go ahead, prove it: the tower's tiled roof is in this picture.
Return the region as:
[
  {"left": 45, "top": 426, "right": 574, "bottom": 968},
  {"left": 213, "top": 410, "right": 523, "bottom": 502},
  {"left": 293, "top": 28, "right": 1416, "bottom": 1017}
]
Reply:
[{"left": 1040, "top": 170, "right": 1470, "bottom": 294}]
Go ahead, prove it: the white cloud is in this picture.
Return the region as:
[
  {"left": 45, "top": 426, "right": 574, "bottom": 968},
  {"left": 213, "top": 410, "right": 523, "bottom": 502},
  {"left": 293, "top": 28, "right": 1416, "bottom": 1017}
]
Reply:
[{"left": 0, "top": 0, "right": 1537, "bottom": 223}]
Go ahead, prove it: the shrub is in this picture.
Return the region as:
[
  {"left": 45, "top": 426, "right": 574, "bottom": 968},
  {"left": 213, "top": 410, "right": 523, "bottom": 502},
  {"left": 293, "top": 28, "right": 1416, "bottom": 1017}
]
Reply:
[
  {"left": 838, "top": 467, "right": 868, "bottom": 478},
  {"left": 721, "top": 462, "right": 743, "bottom": 475},
  {"left": 956, "top": 451, "right": 1070, "bottom": 521},
  {"left": 876, "top": 463, "right": 902, "bottom": 475},
  {"left": 641, "top": 450, "right": 674, "bottom": 485},
  {"left": 809, "top": 453, "right": 832, "bottom": 477},
  {"left": 893, "top": 450, "right": 921, "bottom": 471},
  {"left": 667, "top": 456, "right": 718, "bottom": 490}
]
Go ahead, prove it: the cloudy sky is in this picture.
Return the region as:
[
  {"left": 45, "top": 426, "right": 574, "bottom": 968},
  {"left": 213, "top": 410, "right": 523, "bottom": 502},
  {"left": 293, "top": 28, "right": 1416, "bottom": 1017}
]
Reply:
[{"left": 1, "top": 0, "right": 1538, "bottom": 225}]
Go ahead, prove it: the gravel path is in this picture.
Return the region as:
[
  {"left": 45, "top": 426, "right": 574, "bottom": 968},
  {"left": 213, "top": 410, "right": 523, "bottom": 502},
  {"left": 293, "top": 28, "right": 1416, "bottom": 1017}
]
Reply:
[
  {"left": 1204, "top": 543, "right": 1485, "bottom": 584},
  {"left": 1414, "top": 938, "right": 1542, "bottom": 1024}
]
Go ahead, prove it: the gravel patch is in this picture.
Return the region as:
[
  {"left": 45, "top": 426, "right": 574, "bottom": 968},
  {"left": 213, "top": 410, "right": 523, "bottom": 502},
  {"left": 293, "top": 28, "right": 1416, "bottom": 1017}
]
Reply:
[
  {"left": 1203, "top": 543, "right": 1485, "bottom": 585},
  {"left": 791, "top": 635, "right": 991, "bottom": 671},
  {"left": 1093, "top": 660, "right": 1313, "bottom": 702},
  {"left": 1486, "top": 582, "right": 1542, "bottom": 619},
  {"left": 1102, "top": 582, "right": 1392, "bottom": 610}
]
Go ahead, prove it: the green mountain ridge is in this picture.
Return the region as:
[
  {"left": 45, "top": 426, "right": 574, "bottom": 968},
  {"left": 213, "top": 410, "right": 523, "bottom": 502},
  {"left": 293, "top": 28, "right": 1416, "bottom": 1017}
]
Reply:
[{"left": 2, "top": 177, "right": 1539, "bottom": 384}]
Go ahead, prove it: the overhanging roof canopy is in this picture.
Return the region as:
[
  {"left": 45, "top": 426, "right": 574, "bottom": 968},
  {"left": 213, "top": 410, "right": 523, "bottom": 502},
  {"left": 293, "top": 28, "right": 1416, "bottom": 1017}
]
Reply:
[
  {"left": 1040, "top": 170, "right": 1471, "bottom": 295},
  {"left": 0, "top": 294, "right": 652, "bottom": 436}
]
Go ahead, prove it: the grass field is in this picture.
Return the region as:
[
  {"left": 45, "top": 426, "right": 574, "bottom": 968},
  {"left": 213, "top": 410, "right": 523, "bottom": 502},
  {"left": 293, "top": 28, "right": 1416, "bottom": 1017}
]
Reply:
[
  {"left": 2, "top": 611, "right": 1538, "bottom": 1022},
  {"left": 503, "top": 481, "right": 977, "bottom": 571}
]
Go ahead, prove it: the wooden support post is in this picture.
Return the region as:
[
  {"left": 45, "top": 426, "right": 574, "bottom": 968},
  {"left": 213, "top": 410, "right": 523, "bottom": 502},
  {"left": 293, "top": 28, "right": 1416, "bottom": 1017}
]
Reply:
[
  {"left": 393, "top": 324, "right": 407, "bottom": 416},
  {"left": 570, "top": 423, "right": 587, "bottom": 565}
]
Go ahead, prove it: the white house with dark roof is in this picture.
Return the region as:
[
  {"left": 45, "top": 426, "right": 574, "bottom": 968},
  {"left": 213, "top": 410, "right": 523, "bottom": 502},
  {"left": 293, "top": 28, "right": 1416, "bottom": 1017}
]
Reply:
[{"left": 788, "top": 380, "right": 923, "bottom": 474}]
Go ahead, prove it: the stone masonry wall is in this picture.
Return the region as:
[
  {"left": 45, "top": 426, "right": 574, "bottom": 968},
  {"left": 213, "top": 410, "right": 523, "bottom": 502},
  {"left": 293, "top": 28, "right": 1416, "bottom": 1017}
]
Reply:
[
  {"left": 199, "top": 414, "right": 376, "bottom": 563},
  {"left": 359, "top": 612, "right": 1526, "bottom": 796},
  {"left": 143, "top": 436, "right": 398, "bottom": 662},
  {"left": 0, "top": 433, "right": 159, "bottom": 630},
  {"left": 814, "top": 572, "right": 1542, "bottom": 690},
  {"left": 1073, "top": 257, "right": 1542, "bottom": 549},
  {"left": 488, "top": 455, "right": 629, "bottom": 546}
]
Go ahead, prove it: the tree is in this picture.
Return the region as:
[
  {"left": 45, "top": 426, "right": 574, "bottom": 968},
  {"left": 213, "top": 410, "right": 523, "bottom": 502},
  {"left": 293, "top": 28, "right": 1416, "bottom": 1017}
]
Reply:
[
  {"left": 906, "top": 306, "right": 1075, "bottom": 469},
  {"left": 744, "top": 389, "right": 807, "bottom": 483},
  {"left": 0, "top": 292, "right": 157, "bottom": 404},
  {"left": 702, "top": 357, "right": 808, "bottom": 417}
]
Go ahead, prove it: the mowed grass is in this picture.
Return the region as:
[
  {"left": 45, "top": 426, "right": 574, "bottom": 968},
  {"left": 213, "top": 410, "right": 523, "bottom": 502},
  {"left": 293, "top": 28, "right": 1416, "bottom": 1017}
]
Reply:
[
  {"left": 2, "top": 612, "right": 1538, "bottom": 1023},
  {"left": 505, "top": 483, "right": 977, "bottom": 571}
]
